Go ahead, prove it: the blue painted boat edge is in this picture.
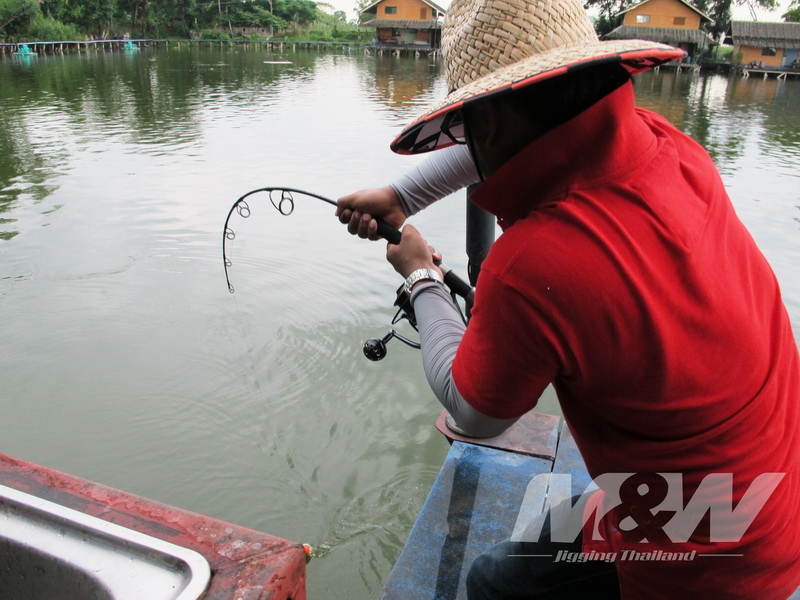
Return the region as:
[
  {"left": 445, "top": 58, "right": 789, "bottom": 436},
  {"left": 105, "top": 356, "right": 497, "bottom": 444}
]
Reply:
[
  {"left": 381, "top": 412, "right": 566, "bottom": 599},
  {"left": 383, "top": 414, "right": 800, "bottom": 600}
]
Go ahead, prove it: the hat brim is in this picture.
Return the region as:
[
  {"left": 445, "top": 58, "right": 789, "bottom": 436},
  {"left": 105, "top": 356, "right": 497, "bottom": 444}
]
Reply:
[{"left": 390, "top": 41, "right": 686, "bottom": 155}]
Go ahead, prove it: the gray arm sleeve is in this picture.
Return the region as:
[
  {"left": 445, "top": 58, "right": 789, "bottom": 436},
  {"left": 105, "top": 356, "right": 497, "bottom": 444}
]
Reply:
[
  {"left": 410, "top": 282, "right": 519, "bottom": 438},
  {"left": 390, "top": 145, "right": 479, "bottom": 217}
]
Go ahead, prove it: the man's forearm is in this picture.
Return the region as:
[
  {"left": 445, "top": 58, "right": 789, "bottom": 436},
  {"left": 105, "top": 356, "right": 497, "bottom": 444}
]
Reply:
[
  {"left": 410, "top": 282, "right": 518, "bottom": 438},
  {"left": 391, "top": 145, "right": 479, "bottom": 216}
]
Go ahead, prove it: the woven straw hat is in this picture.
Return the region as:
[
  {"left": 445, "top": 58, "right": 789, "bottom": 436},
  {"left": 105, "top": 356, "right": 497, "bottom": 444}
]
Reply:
[{"left": 390, "top": 0, "right": 685, "bottom": 154}]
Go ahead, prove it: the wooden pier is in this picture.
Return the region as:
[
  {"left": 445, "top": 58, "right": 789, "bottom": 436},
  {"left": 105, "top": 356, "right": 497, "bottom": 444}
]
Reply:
[
  {"left": 0, "top": 39, "right": 168, "bottom": 56},
  {"left": 0, "top": 38, "right": 438, "bottom": 58},
  {"left": 740, "top": 66, "right": 800, "bottom": 80},
  {"left": 653, "top": 60, "right": 702, "bottom": 74}
]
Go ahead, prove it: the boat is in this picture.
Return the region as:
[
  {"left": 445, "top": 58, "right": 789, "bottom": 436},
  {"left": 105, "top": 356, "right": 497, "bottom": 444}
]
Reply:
[
  {"left": 0, "top": 453, "right": 307, "bottom": 599},
  {"left": 381, "top": 410, "right": 800, "bottom": 599},
  {"left": 380, "top": 409, "right": 585, "bottom": 598},
  {"left": 7, "top": 408, "right": 800, "bottom": 599},
  {"left": 5, "top": 193, "right": 798, "bottom": 599}
]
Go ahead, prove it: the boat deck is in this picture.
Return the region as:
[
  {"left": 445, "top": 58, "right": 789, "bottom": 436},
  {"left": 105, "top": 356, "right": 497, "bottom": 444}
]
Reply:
[
  {"left": 381, "top": 410, "right": 800, "bottom": 600},
  {"left": 380, "top": 411, "right": 582, "bottom": 599}
]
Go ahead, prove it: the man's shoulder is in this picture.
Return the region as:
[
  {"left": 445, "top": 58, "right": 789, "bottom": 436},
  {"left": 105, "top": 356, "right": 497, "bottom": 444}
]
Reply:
[
  {"left": 635, "top": 105, "right": 709, "bottom": 158},
  {"left": 481, "top": 212, "right": 594, "bottom": 288}
]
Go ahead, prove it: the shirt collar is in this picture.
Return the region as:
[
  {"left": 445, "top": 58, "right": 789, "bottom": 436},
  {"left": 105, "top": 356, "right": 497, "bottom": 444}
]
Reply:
[{"left": 470, "top": 81, "right": 660, "bottom": 229}]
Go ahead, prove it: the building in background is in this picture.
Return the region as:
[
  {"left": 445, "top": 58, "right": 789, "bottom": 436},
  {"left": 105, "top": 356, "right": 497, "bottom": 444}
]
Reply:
[
  {"left": 728, "top": 21, "right": 800, "bottom": 68},
  {"left": 604, "top": 0, "right": 714, "bottom": 62},
  {"left": 360, "top": 0, "right": 446, "bottom": 48}
]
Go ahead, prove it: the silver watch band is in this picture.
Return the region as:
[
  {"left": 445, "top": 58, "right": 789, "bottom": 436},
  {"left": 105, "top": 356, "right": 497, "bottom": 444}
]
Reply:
[{"left": 404, "top": 268, "right": 443, "bottom": 294}]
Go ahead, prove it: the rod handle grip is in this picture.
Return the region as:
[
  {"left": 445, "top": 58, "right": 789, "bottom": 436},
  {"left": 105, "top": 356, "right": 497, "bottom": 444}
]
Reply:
[
  {"left": 377, "top": 219, "right": 402, "bottom": 245},
  {"left": 376, "top": 223, "right": 474, "bottom": 302},
  {"left": 443, "top": 270, "right": 474, "bottom": 301}
]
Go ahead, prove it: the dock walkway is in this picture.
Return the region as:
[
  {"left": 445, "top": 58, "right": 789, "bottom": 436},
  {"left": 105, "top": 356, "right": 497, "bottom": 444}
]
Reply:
[
  {"left": 0, "top": 39, "right": 168, "bottom": 55},
  {"left": 740, "top": 66, "right": 800, "bottom": 80},
  {"left": 0, "top": 39, "right": 437, "bottom": 57}
]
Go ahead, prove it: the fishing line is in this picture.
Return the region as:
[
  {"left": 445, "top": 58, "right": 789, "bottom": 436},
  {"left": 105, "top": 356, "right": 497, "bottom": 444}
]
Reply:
[
  {"left": 229, "top": 291, "right": 270, "bottom": 407},
  {"left": 221, "top": 188, "right": 366, "bottom": 412},
  {"left": 221, "top": 196, "right": 275, "bottom": 409}
]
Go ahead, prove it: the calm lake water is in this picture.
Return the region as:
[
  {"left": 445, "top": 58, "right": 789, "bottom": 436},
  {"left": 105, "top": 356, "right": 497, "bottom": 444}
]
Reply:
[{"left": 1, "top": 47, "right": 798, "bottom": 598}]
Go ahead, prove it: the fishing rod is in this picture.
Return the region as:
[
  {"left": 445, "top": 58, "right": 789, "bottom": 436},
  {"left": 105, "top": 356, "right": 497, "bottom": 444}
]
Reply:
[
  {"left": 222, "top": 186, "right": 475, "bottom": 360},
  {"left": 222, "top": 186, "right": 398, "bottom": 293}
]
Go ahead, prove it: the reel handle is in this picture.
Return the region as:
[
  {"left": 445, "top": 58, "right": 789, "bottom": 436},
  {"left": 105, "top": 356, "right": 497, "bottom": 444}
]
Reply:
[{"left": 363, "top": 330, "right": 421, "bottom": 361}]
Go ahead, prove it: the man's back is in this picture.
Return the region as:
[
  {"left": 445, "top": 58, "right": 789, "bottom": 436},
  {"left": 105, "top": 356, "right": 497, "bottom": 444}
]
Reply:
[{"left": 453, "top": 81, "right": 800, "bottom": 598}]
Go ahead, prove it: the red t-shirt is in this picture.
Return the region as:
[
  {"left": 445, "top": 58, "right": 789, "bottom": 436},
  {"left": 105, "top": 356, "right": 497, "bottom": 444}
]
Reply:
[{"left": 452, "top": 82, "right": 800, "bottom": 599}]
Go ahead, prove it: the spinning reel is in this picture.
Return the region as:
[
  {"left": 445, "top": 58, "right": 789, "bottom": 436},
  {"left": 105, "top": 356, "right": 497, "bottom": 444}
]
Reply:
[{"left": 362, "top": 264, "right": 474, "bottom": 361}]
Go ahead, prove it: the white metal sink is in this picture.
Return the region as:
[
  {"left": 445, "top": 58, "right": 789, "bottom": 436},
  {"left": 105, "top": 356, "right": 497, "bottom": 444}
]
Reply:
[{"left": 0, "top": 483, "right": 211, "bottom": 600}]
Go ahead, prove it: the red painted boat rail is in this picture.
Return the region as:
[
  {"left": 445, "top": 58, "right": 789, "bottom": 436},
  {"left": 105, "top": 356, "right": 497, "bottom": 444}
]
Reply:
[{"left": 0, "top": 453, "right": 307, "bottom": 600}]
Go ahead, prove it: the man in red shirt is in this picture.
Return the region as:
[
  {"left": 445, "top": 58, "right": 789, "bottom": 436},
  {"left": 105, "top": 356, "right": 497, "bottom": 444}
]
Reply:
[{"left": 337, "top": 0, "right": 800, "bottom": 596}]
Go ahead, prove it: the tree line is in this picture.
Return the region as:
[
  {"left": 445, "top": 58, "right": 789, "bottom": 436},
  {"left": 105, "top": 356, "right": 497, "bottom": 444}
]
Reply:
[
  {"left": 0, "top": 0, "right": 369, "bottom": 41},
  {"left": 2, "top": 0, "right": 797, "bottom": 44}
]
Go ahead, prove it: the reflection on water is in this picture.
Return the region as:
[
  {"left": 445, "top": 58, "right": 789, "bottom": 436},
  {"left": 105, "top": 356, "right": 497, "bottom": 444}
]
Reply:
[
  {"left": 362, "top": 53, "right": 447, "bottom": 122},
  {"left": 1, "top": 50, "right": 798, "bottom": 599},
  {"left": 635, "top": 70, "right": 800, "bottom": 173}
]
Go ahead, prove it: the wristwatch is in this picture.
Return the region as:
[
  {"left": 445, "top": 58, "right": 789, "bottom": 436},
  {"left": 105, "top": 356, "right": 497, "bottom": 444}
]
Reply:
[{"left": 404, "top": 268, "right": 443, "bottom": 294}]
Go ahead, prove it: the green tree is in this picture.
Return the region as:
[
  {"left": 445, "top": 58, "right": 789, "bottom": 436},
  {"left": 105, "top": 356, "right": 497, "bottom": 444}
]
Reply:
[
  {"left": 692, "top": 0, "right": 729, "bottom": 44},
  {"left": 28, "top": 14, "right": 83, "bottom": 39},
  {"left": 217, "top": 0, "right": 314, "bottom": 31},
  {"left": 86, "top": 0, "right": 116, "bottom": 36},
  {"left": 355, "top": 0, "right": 372, "bottom": 23},
  {"left": 784, "top": 0, "right": 800, "bottom": 20},
  {"left": 39, "top": 0, "right": 117, "bottom": 37},
  {"left": 150, "top": 0, "right": 198, "bottom": 35},
  {"left": 584, "top": 0, "right": 627, "bottom": 35},
  {"left": 0, "top": 0, "right": 39, "bottom": 38},
  {"left": 273, "top": 0, "right": 316, "bottom": 25},
  {"left": 228, "top": 0, "right": 285, "bottom": 28}
]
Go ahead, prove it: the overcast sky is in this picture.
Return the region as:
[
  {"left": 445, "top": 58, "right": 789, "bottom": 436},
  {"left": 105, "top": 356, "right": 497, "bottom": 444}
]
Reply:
[{"left": 329, "top": 0, "right": 787, "bottom": 25}]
